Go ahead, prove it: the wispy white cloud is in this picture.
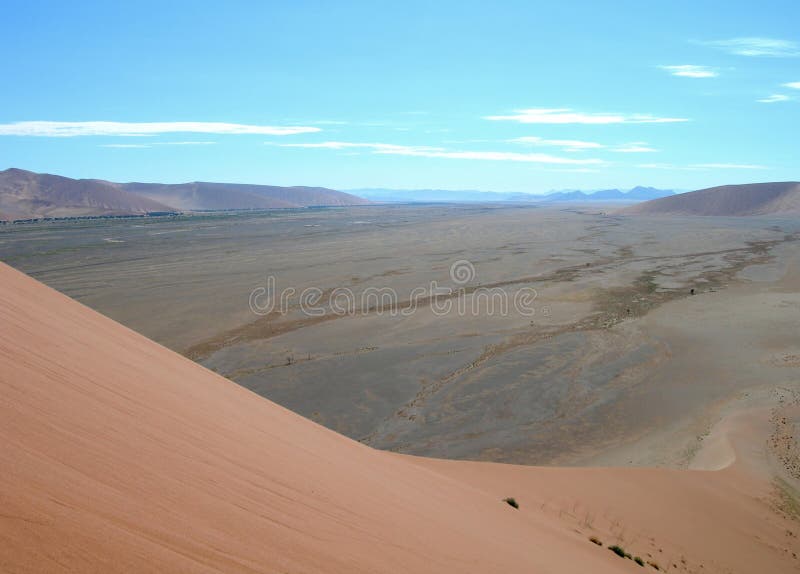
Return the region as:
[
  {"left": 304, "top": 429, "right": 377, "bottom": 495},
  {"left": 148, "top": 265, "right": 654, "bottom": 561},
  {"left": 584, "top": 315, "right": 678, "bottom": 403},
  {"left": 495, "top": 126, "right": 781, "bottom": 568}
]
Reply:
[
  {"left": 758, "top": 94, "right": 791, "bottom": 103},
  {"left": 0, "top": 121, "right": 320, "bottom": 137},
  {"left": 612, "top": 143, "right": 658, "bottom": 153},
  {"left": 756, "top": 82, "right": 800, "bottom": 102},
  {"left": 305, "top": 120, "right": 349, "bottom": 125},
  {"left": 693, "top": 163, "right": 767, "bottom": 169},
  {"left": 510, "top": 136, "right": 657, "bottom": 153},
  {"left": 277, "top": 141, "right": 605, "bottom": 165},
  {"left": 639, "top": 162, "right": 767, "bottom": 170},
  {"left": 279, "top": 141, "right": 397, "bottom": 150},
  {"left": 100, "top": 141, "right": 218, "bottom": 148},
  {"left": 485, "top": 108, "right": 688, "bottom": 124},
  {"left": 509, "top": 136, "right": 604, "bottom": 151},
  {"left": 154, "top": 141, "right": 217, "bottom": 145},
  {"left": 542, "top": 168, "right": 602, "bottom": 174},
  {"left": 659, "top": 65, "right": 717, "bottom": 78},
  {"left": 703, "top": 37, "right": 800, "bottom": 57},
  {"left": 397, "top": 149, "right": 605, "bottom": 164}
]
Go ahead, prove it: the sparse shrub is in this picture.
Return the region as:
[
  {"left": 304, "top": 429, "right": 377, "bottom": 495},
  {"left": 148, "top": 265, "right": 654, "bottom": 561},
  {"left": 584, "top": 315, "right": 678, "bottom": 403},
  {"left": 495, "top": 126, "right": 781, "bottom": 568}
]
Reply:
[
  {"left": 609, "top": 545, "right": 627, "bottom": 558},
  {"left": 647, "top": 560, "right": 661, "bottom": 571},
  {"left": 589, "top": 536, "right": 602, "bottom": 546},
  {"left": 503, "top": 497, "right": 519, "bottom": 509},
  {"left": 634, "top": 556, "right": 645, "bottom": 567}
]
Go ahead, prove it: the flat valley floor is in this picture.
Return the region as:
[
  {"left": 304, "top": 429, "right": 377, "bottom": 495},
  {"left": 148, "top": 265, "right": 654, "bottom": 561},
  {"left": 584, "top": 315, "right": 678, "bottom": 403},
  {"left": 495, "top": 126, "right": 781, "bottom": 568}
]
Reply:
[{"left": 3, "top": 203, "right": 800, "bottom": 470}]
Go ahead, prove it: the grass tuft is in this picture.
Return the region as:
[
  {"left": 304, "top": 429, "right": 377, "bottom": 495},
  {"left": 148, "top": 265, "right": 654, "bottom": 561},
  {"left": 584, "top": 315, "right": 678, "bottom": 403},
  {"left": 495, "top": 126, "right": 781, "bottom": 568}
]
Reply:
[{"left": 609, "top": 545, "right": 627, "bottom": 558}]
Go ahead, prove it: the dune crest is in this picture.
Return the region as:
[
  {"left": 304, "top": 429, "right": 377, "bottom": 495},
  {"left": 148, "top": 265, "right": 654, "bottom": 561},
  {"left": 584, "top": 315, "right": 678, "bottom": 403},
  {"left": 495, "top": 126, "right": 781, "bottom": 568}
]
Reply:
[
  {"left": 620, "top": 182, "right": 800, "bottom": 216},
  {"left": 0, "top": 262, "right": 797, "bottom": 573}
]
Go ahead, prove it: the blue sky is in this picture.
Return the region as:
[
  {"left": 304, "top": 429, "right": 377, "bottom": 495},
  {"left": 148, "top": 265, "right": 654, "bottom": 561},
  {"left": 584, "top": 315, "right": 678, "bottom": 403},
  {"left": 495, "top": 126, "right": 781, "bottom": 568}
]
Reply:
[{"left": 1, "top": 1, "right": 798, "bottom": 192}]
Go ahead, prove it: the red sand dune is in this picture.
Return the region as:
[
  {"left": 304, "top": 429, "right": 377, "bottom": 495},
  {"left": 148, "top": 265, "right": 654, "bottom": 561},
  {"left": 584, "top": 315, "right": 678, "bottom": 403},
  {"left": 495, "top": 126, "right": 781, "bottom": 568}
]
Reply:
[
  {"left": 0, "top": 168, "right": 370, "bottom": 220},
  {"left": 0, "top": 168, "right": 175, "bottom": 220},
  {"left": 124, "top": 181, "right": 370, "bottom": 211},
  {"left": 620, "top": 181, "right": 800, "bottom": 216},
  {"left": 0, "top": 262, "right": 797, "bottom": 573}
]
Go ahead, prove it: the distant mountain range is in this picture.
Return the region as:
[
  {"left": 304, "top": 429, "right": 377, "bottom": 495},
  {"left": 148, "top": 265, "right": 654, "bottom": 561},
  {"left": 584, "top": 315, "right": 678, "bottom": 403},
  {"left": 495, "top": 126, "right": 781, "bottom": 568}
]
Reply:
[
  {"left": 0, "top": 168, "right": 176, "bottom": 220},
  {"left": 620, "top": 182, "right": 800, "bottom": 216},
  {"left": 0, "top": 168, "right": 369, "bottom": 220},
  {"left": 350, "top": 186, "right": 676, "bottom": 203},
  {"left": 22, "top": 167, "right": 795, "bottom": 221}
]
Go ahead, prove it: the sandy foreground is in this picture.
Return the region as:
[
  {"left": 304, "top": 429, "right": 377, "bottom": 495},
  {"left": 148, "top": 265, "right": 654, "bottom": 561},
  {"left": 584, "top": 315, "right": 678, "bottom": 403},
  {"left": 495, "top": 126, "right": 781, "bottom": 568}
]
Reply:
[{"left": 1, "top": 261, "right": 798, "bottom": 572}]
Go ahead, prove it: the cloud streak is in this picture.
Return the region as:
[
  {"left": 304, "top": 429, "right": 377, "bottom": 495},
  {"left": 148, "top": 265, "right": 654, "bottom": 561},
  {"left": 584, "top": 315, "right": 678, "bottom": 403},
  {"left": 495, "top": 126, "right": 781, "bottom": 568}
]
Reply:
[
  {"left": 639, "top": 162, "right": 767, "bottom": 170},
  {"left": 510, "top": 136, "right": 657, "bottom": 153},
  {"left": 703, "top": 37, "right": 800, "bottom": 57},
  {"left": 154, "top": 141, "right": 217, "bottom": 145},
  {"left": 509, "top": 136, "right": 604, "bottom": 151},
  {"left": 784, "top": 82, "right": 800, "bottom": 89},
  {"left": 660, "top": 65, "right": 717, "bottom": 78},
  {"left": 485, "top": 108, "right": 688, "bottom": 124},
  {"left": 100, "top": 141, "right": 218, "bottom": 148},
  {"left": 0, "top": 121, "right": 320, "bottom": 137},
  {"left": 278, "top": 141, "right": 605, "bottom": 165},
  {"left": 758, "top": 94, "right": 790, "bottom": 103},
  {"left": 612, "top": 143, "right": 658, "bottom": 153}
]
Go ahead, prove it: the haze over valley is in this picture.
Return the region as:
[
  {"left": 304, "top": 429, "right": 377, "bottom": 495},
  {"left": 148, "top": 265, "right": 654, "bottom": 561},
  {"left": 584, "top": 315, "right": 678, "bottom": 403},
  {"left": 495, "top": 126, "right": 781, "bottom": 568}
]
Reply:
[{"left": 351, "top": 186, "right": 677, "bottom": 203}]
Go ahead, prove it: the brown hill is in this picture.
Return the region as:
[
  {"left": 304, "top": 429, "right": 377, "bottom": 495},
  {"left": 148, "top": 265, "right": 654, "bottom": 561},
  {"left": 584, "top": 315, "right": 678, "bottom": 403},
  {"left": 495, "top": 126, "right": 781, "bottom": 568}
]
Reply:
[
  {"left": 122, "top": 181, "right": 297, "bottom": 210},
  {"left": 620, "top": 182, "right": 800, "bottom": 216},
  {"left": 1, "top": 261, "right": 798, "bottom": 573},
  {"left": 0, "top": 168, "right": 370, "bottom": 220},
  {"left": 124, "top": 181, "right": 369, "bottom": 211},
  {"left": 0, "top": 168, "right": 175, "bottom": 220}
]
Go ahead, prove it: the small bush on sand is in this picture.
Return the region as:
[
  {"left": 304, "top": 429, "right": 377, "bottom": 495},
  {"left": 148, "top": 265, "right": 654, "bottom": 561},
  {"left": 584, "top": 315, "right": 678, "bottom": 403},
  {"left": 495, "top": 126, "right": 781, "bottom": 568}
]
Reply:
[
  {"left": 634, "top": 556, "right": 645, "bottom": 567},
  {"left": 589, "top": 536, "right": 602, "bottom": 546},
  {"left": 503, "top": 497, "right": 519, "bottom": 509},
  {"left": 609, "top": 545, "right": 627, "bottom": 558},
  {"left": 647, "top": 560, "right": 661, "bottom": 571}
]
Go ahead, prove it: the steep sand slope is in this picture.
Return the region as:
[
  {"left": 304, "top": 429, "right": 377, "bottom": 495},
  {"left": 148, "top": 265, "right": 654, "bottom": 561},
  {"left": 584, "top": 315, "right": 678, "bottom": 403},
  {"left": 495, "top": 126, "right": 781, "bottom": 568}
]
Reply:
[
  {"left": 421, "top": 401, "right": 800, "bottom": 573},
  {"left": 0, "top": 262, "right": 797, "bottom": 573},
  {"left": 620, "top": 182, "right": 800, "bottom": 216}
]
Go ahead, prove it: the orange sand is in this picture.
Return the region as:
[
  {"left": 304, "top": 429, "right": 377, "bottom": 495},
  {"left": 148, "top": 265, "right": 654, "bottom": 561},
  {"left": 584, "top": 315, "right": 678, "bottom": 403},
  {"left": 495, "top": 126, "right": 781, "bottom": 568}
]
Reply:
[{"left": 1, "top": 262, "right": 796, "bottom": 573}]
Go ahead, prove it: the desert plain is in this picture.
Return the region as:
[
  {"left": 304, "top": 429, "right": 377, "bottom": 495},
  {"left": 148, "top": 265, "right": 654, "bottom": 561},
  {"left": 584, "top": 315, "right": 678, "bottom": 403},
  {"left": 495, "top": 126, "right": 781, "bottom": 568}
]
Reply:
[
  {"left": 1, "top": 203, "right": 799, "bottom": 467},
  {"left": 2, "top": 202, "right": 800, "bottom": 572}
]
